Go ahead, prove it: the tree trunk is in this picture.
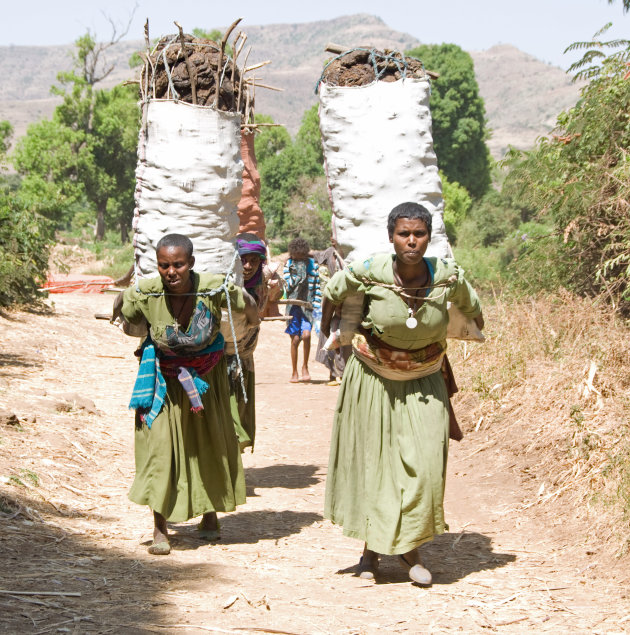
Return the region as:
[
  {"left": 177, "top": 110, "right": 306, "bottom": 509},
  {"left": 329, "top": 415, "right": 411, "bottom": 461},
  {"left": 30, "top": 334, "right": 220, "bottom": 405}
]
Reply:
[
  {"left": 95, "top": 200, "right": 107, "bottom": 241},
  {"left": 120, "top": 217, "right": 129, "bottom": 243}
]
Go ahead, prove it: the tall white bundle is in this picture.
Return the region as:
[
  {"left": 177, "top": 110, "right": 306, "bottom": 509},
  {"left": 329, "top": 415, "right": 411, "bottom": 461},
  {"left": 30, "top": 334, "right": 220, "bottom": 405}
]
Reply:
[
  {"left": 318, "top": 78, "right": 450, "bottom": 263},
  {"left": 133, "top": 100, "right": 243, "bottom": 278}
]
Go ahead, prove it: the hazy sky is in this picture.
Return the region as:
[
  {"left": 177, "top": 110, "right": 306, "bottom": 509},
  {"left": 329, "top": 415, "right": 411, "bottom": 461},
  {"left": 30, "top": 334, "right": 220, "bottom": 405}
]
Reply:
[{"left": 2, "top": 0, "right": 629, "bottom": 69}]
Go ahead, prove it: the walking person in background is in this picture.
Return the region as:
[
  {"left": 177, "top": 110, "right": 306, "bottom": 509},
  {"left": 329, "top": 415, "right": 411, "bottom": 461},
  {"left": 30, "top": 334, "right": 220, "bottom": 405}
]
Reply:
[
  {"left": 225, "top": 235, "right": 272, "bottom": 451},
  {"left": 313, "top": 241, "right": 351, "bottom": 385},
  {"left": 121, "top": 233, "right": 256, "bottom": 554},
  {"left": 320, "top": 203, "right": 484, "bottom": 585},
  {"left": 283, "top": 237, "right": 321, "bottom": 383}
]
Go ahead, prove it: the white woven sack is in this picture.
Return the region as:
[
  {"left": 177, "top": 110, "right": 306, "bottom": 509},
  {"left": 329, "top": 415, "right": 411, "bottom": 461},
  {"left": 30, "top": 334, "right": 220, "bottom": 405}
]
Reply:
[
  {"left": 133, "top": 100, "right": 243, "bottom": 279},
  {"left": 319, "top": 78, "right": 450, "bottom": 263}
]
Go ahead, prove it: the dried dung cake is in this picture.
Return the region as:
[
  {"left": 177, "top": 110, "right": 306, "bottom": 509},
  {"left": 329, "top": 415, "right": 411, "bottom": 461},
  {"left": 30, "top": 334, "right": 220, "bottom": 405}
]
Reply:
[
  {"left": 140, "top": 33, "right": 250, "bottom": 114},
  {"left": 320, "top": 48, "right": 427, "bottom": 87}
]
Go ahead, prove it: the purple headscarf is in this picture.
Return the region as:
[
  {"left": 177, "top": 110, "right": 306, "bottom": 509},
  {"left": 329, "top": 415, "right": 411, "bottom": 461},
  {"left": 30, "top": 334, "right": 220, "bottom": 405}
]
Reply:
[
  {"left": 236, "top": 238, "right": 267, "bottom": 259},
  {"left": 237, "top": 238, "right": 266, "bottom": 289}
]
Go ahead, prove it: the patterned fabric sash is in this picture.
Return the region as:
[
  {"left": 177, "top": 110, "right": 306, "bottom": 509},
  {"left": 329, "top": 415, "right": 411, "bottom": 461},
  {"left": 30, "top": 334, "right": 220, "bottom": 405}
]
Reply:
[
  {"left": 129, "top": 334, "right": 224, "bottom": 428},
  {"left": 352, "top": 332, "right": 446, "bottom": 381}
]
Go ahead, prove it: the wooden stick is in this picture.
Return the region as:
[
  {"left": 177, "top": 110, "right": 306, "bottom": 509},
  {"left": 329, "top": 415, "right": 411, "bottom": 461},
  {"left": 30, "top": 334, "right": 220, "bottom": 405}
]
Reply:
[
  {"left": 243, "top": 80, "right": 284, "bottom": 92},
  {"left": 230, "top": 32, "right": 244, "bottom": 109},
  {"left": 241, "top": 123, "right": 283, "bottom": 128},
  {"left": 237, "top": 46, "right": 251, "bottom": 112},
  {"left": 276, "top": 299, "right": 312, "bottom": 309},
  {"left": 244, "top": 85, "right": 251, "bottom": 126},
  {"left": 216, "top": 17, "right": 243, "bottom": 109},
  {"left": 324, "top": 43, "right": 348, "bottom": 54},
  {"left": 244, "top": 60, "right": 271, "bottom": 73},
  {"left": 144, "top": 19, "right": 152, "bottom": 100},
  {"left": 0, "top": 590, "right": 81, "bottom": 598},
  {"left": 234, "top": 33, "right": 247, "bottom": 68},
  {"left": 174, "top": 22, "right": 197, "bottom": 105}
]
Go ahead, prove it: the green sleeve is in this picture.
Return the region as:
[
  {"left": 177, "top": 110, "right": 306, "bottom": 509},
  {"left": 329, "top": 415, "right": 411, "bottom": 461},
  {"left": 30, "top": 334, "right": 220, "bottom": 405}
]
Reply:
[
  {"left": 323, "top": 266, "right": 363, "bottom": 304},
  {"left": 121, "top": 285, "right": 149, "bottom": 325},
  {"left": 448, "top": 266, "right": 482, "bottom": 318},
  {"left": 220, "top": 282, "right": 247, "bottom": 311}
]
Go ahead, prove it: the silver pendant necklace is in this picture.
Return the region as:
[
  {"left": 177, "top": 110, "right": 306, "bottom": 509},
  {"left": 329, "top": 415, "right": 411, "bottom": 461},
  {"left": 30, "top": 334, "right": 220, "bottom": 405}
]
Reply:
[
  {"left": 406, "top": 308, "right": 418, "bottom": 329},
  {"left": 394, "top": 261, "right": 428, "bottom": 329}
]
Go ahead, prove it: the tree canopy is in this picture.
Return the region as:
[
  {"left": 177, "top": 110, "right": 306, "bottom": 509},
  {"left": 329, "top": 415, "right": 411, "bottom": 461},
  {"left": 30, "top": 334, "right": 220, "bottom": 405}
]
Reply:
[
  {"left": 406, "top": 43, "right": 492, "bottom": 198},
  {"left": 255, "top": 105, "right": 325, "bottom": 236},
  {"left": 501, "top": 50, "right": 630, "bottom": 313},
  {"left": 13, "top": 33, "right": 140, "bottom": 241}
]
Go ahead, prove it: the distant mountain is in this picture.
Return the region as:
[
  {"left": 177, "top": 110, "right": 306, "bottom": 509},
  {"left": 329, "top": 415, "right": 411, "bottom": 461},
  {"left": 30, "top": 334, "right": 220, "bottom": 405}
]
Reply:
[
  {"left": 471, "top": 44, "right": 583, "bottom": 158},
  {"left": 0, "top": 14, "right": 580, "bottom": 159}
]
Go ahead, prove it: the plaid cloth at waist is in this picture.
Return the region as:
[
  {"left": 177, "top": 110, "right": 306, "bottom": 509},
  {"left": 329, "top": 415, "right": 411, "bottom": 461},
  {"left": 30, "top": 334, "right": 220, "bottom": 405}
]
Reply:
[{"left": 351, "top": 331, "right": 446, "bottom": 381}]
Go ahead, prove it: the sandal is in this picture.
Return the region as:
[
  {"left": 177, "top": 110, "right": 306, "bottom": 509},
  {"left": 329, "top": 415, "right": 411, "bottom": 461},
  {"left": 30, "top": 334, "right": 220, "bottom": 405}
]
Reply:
[
  {"left": 399, "top": 554, "right": 432, "bottom": 586},
  {"left": 356, "top": 555, "right": 379, "bottom": 580},
  {"left": 148, "top": 540, "right": 171, "bottom": 555}
]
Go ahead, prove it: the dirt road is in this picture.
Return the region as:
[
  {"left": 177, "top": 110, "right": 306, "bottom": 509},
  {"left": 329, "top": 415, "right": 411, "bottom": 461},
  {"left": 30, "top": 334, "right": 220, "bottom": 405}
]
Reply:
[{"left": 0, "top": 293, "right": 628, "bottom": 633}]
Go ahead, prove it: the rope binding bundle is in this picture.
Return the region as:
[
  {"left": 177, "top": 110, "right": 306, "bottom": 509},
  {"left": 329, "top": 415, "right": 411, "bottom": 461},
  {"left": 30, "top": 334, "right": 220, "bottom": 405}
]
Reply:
[{"left": 315, "top": 47, "right": 433, "bottom": 93}]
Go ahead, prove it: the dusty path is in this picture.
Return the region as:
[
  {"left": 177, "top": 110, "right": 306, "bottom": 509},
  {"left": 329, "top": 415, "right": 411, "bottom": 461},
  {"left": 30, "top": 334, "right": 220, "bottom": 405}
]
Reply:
[{"left": 0, "top": 293, "right": 628, "bottom": 634}]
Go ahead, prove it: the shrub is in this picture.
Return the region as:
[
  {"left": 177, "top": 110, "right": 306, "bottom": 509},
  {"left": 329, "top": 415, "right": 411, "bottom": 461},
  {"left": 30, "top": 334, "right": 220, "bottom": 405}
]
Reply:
[{"left": 0, "top": 195, "right": 52, "bottom": 307}]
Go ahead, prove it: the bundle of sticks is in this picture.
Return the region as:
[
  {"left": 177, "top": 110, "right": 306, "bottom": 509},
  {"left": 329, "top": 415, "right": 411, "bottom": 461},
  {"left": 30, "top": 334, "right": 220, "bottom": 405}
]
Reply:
[
  {"left": 320, "top": 47, "right": 435, "bottom": 88},
  {"left": 139, "top": 19, "right": 273, "bottom": 120}
]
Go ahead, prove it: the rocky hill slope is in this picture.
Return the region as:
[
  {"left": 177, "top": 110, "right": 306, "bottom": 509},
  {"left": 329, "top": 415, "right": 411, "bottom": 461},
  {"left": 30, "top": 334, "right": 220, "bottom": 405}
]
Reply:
[{"left": 0, "top": 14, "right": 580, "bottom": 158}]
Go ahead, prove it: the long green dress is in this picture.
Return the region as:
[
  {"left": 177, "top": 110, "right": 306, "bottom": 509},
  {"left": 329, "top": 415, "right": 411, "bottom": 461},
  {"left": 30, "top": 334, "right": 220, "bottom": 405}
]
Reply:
[
  {"left": 323, "top": 254, "right": 482, "bottom": 555},
  {"left": 122, "top": 272, "right": 246, "bottom": 522}
]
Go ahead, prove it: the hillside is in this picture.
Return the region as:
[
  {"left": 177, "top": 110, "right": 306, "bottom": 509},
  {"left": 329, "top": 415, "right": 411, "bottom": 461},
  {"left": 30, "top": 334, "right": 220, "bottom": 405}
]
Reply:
[{"left": 0, "top": 14, "right": 581, "bottom": 158}]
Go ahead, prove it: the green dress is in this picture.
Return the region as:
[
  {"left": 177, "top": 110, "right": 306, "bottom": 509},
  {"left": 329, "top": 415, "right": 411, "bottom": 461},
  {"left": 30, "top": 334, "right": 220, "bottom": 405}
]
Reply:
[
  {"left": 323, "top": 254, "right": 482, "bottom": 555},
  {"left": 122, "top": 272, "right": 246, "bottom": 522}
]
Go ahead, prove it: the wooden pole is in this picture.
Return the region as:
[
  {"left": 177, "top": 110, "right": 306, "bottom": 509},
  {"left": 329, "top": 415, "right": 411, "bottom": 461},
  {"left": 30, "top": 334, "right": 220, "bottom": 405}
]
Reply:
[
  {"left": 174, "top": 21, "right": 197, "bottom": 105},
  {"left": 236, "top": 46, "right": 251, "bottom": 113},
  {"left": 215, "top": 17, "right": 243, "bottom": 109}
]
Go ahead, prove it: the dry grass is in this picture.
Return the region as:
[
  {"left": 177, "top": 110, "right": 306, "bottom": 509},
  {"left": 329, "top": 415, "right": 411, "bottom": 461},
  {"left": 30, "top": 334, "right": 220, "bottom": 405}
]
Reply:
[{"left": 450, "top": 289, "right": 630, "bottom": 557}]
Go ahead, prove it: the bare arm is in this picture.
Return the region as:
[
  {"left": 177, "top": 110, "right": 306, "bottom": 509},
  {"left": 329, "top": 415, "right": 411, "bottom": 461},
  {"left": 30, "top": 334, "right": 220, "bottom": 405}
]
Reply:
[
  {"left": 320, "top": 296, "right": 337, "bottom": 338},
  {"left": 243, "top": 290, "right": 260, "bottom": 326}
]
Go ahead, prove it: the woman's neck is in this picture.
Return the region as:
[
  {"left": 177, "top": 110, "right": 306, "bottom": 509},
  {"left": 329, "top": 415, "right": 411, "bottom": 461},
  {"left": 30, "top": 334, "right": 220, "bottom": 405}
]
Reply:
[{"left": 393, "top": 257, "right": 428, "bottom": 286}]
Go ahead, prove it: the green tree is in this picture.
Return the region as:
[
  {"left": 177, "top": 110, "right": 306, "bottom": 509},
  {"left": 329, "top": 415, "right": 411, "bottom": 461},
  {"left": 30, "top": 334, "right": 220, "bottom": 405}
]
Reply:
[
  {"left": 13, "top": 119, "right": 88, "bottom": 224},
  {"left": 406, "top": 43, "right": 492, "bottom": 198},
  {"left": 502, "top": 51, "right": 630, "bottom": 312},
  {"left": 254, "top": 114, "right": 292, "bottom": 163},
  {"left": 13, "top": 32, "right": 140, "bottom": 241},
  {"left": 295, "top": 104, "right": 324, "bottom": 166},
  {"left": 440, "top": 171, "right": 472, "bottom": 244},
  {"left": 281, "top": 175, "right": 332, "bottom": 251},
  {"left": 255, "top": 107, "right": 325, "bottom": 235},
  {"left": 0, "top": 192, "right": 52, "bottom": 307},
  {"left": 565, "top": 23, "right": 630, "bottom": 81},
  {"left": 0, "top": 120, "right": 12, "bottom": 160}
]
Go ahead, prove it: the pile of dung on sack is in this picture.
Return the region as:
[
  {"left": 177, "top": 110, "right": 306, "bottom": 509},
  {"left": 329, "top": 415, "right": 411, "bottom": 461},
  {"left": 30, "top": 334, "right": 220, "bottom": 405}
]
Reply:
[
  {"left": 141, "top": 33, "right": 250, "bottom": 114},
  {"left": 319, "top": 48, "right": 428, "bottom": 87}
]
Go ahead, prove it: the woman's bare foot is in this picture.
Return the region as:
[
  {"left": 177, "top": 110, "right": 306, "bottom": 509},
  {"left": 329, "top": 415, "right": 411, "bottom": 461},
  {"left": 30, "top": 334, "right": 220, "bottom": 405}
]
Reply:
[
  {"left": 290, "top": 373, "right": 300, "bottom": 383},
  {"left": 148, "top": 511, "right": 170, "bottom": 555},
  {"left": 199, "top": 511, "right": 218, "bottom": 532},
  {"left": 357, "top": 546, "right": 379, "bottom": 580},
  {"left": 198, "top": 511, "right": 221, "bottom": 540},
  {"left": 301, "top": 366, "right": 311, "bottom": 382}
]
